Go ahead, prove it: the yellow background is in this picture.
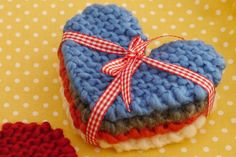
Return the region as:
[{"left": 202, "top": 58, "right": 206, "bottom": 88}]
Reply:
[{"left": 0, "top": 0, "right": 236, "bottom": 157}]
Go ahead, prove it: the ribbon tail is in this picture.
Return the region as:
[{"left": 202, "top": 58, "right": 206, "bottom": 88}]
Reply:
[{"left": 86, "top": 76, "right": 121, "bottom": 145}]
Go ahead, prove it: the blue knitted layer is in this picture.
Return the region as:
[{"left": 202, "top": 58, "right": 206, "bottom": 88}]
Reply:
[{"left": 61, "top": 4, "right": 225, "bottom": 122}]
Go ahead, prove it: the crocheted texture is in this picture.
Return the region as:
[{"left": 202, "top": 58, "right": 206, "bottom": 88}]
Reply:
[
  {"left": 61, "top": 4, "right": 226, "bottom": 122},
  {"left": 59, "top": 51, "right": 204, "bottom": 144},
  {"left": 0, "top": 122, "right": 78, "bottom": 157}
]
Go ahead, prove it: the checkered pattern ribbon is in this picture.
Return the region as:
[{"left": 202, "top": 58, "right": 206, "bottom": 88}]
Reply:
[{"left": 61, "top": 31, "right": 216, "bottom": 145}]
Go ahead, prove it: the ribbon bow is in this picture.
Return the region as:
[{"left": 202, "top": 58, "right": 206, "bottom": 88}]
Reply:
[{"left": 61, "top": 32, "right": 215, "bottom": 145}]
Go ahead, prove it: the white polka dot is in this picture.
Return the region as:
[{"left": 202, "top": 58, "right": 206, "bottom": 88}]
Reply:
[
  {"left": 150, "top": 10, "right": 156, "bottom": 15},
  {"left": 181, "top": 32, "right": 188, "bottom": 36},
  {"left": 194, "top": 0, "right": 200, "bottom": 5},
  {"left": 217, "top": 110, "right": 224, "bottom": 116},
  {"left": 0, "top": 4, "right": 4, "bottom": 10},
  {"left": 43, "top": 70, "right": 49, "bottom": 75},
  {"left": 50, "top": 3, "right": 56, "bottom": 8},
  {"left": 204, "top": 4, "right": 209, "bottom": 10},
  {"left": 23, "top": 86, "right": 30, "bottom": 92},
  {"left": 203, "top": 146, "right": 210, "bottom": 152},
  {"left": 176, "top": 2, "right": 182, "bottom": 7},
  {"left": 68, "top": 3, "right": 74, "bottom": 8},
  {"left": 63, "top": 119, "right": 69, "bottom": 126},
  {"left": 16, "top": 4, "right": 21, "bottom": 8},
  {"left": 15, "top": 18, "right": 21, "bottom": 22},
  {"left": 6, "top": 40, "right": 12, "bottom": 45},
  {"left": 33, "top": 3, "right": 39, "bottom": 8},
  {"left": 168, "top": 11, "right": 173, "bottom": 16},
  {"left": 157, "top": 4, "right": 164, "bottom": 8},
  {"left": 34, "top": 48, "right": 39, "bottom": 52},
  {"left": 180, "top": 147, "right": 188, "bottom": 153},
  {"left": 53, "top": 78, "right": 58, "bottom": 84},
  {"left": 43, "top": 103, "right": 49, "bottom": 108},
  {"left": 12, "top": 110, "right": 19, "bottom": 116},
  {"left": 215, "top": 10, "right": 221, "bottom": 15},
  {"left": 227, "top": 59, "right": 234, "bottom": 64},
  {"left": 32, "top": 111, "right": 39, "bottom": 116},
  {"left": 43, "top": 86, "right": 49, "bottom": 92},
  {"left": 6, "top": 25, "right": 12, "bottom": 30},
  {"left": 170, "top": 25, "right": 176, "bottom": 29},
  {"left": 53, "top": 111, "right": 59, "bottom": 117},
  {"left": 160, "top": 18, "right": 166, "bottom": 22},
  {"left": 24, "top": 54, "right": 30, "bottom": 60},
  {"left": 4, "top": 86, "right": 11, "bottom": 92},
  {"left": 200, "top": 129, "right": 206, "bottom": 134},
  {"left": 15, "top": 32, "right": 21, "bottom": 37},
  {"left": 227, "top": 15, "right": 233, "bottom": 21},
  {"left": 209, "top": 21, "right": 215, "bottom": 26},
  {"left": 197, "top": 16, "right": 204, "bottom": 21},
  {"left": 159, "top": 148, "right": 166, "bottom": 153},
  {"left": 22, "top": 119, "right": 28, "bottom": 123},
  {"left": 190, "top": 138, "right": 197, "bottom": 143},
  {"left": 225, "top": 145, "right": 232, "bottom": 151},
  {"left": 33, "top": 63, "right": 40, "bottom": 68},
  {"left": 220, "top": 27, "right": 226, "bottom": 32},
  {"left": 33, "top": 17, "right": 38, "bottom": 23},
  {"left": 139, "top": 4, "right": 145, "bottom": 8},
  {"left": 3, "top": 102, "right": 10, "bottom": 108},
  {"left": 51, "top": 32, "right": 57, "bottom": 37},
  {"left": 231, "top": 75, "right": 236, "bottom": 81},
  {"left": 5, "top": 70, "right": 11, "bottom": 75},
  {"left": 178, "top": 17, "right": 185, "bottom": 22},
  {"left": 227, "top": 100, "right": 233, "bottom": 106},
  {"left": 2, "top": 119, "right": 9, "bottom": 123},
  {"left": 19, "top": 71, "right": 27, "bottom": 78},
  {"left": 53, "top": 95, "right": 59, "bottom": 100},
  {"left": 230, "top": 117, "right": 236, "bottom": 123},
  {"left": 94, "top": 147, "right": 101, "bottom": 153},
  {"left": 229, "top": 29, "right": 235, "bottom": 35},
  {"left": 33, "top": 95, "right": 39, "bottom": 100},
  {"left": 141, "top": 17, "right": 147, "bottom": 22},
  {"left": 59, "top": 10, "right": 65, "bottom": 15},
  {"left": 14, "top": 78, "right": 20, "bottom": 83},
  {"left": 223, "top": 85, "right": 229, "bottom": 90},
  {"left": 24, "top": 10, "right": 30, "bottom": 15},
  {"left": 23, "top": 103, "right": 29, "bottom": 108},
  {"left": 221, "top": 128, "right": 228, "bottom": 133},
  {"left": 208, "top": 120, "right": 215, "bottom": 125},
  {"left": 7, "top": 11, "right": 12, "bottom": 16},
  {"left": 51, "top": 18, "right": 56, "bottom": 23},
  {"left": 186, "top": 9, "right": 192, "bottom": 15},
  {"left": 52, "top": 47, "right": 57, "bottom": 52},
  {"left": 212, "top": 37, "right": 218, "bottom": 43},
  {"left": 212, "top": 136, "right": 219, "bottom": 142},
  {"left": 14, "top": 95, "right": 20, "bottom": 100},
  {"left": 200, "top": 29, "right": 207, "bottom": 34},
  {"left": 221, "top": 0, "right": 226, "bottom": 2},
  {"left": 33, "top": 78, "right": 39, "bottom": 83},
  {"left": 42, "top": 10, "right": 47, "bottom": 15},
  {"left": 33, "top": 32, "right": 39, "bottom": 37},
  {"left": 24, "top": 25, "right": 30, "bottom": 30},
  {"left": 223, "top": 42, "right": 229, "bottom": 47},
  {"left": 42, "top": 25, "right": 48, "bottom": 30}
]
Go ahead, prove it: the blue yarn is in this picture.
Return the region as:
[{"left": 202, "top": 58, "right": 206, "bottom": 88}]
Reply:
[{"left": 62, "top": 4, "right": 226, "bottom": 122}]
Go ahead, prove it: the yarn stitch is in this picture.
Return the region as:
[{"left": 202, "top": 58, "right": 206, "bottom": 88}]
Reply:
[
  {"left": 62, "top": 4, "right": 225, "bottom": 122},
  {"left": 0, "top": 122, "right": 77, "bottom": 157}
]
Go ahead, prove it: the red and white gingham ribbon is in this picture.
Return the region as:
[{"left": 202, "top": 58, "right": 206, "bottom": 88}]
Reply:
[{"left": 61, "top": 31, "right": 215, "bottom": 145}]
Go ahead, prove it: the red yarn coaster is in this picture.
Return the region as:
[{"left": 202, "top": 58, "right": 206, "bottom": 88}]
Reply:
[{"left": 0, "top": 122, "right": 78, "bottom": 157}]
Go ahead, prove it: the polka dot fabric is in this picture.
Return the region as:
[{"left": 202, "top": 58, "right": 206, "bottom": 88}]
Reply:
[{"left": 0, "top": 0, "right": 235, "bottom": 156}]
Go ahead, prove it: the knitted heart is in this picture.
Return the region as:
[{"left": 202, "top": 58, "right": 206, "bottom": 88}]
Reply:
[
  {"left": 0, "top": 122, "right": 77, "bottom": 157},
  {"left": 61, "top": 4, "right": 225, "bottom": 123}
]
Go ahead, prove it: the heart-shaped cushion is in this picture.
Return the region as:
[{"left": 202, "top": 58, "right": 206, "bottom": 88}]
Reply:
[{"left": 61, "top": 4, "right": 225, "bottom": 122}]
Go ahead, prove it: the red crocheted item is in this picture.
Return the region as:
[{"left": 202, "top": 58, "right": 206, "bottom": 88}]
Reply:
[
  {"left": 58, "top": 49, "right": 204, "bottom": 144},
  {"left": 0, "top": 122, "right": 78, "bottom": 157}
]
